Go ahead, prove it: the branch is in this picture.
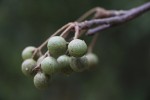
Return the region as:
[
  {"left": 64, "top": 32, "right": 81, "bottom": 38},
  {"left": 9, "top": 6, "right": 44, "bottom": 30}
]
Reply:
[
  {"left": 76, "top": 2, "right": 150, "bottom": 35},
  {"left": 32, "top": 2, "right": 150, "bottom": 60}
]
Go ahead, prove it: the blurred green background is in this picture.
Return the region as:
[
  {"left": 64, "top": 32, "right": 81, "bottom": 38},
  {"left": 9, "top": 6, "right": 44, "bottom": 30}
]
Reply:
[{"left": 0, "top": 0, "right": 150, "bottom": 100}]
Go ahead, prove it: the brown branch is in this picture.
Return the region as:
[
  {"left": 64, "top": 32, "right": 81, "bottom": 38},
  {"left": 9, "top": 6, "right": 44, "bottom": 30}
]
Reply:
[
  {"left": 31, "top": 2, "right": 150, "bottom": 59},
  {"left": 76, "top": 2, "right": 150, "bottom": 35}
]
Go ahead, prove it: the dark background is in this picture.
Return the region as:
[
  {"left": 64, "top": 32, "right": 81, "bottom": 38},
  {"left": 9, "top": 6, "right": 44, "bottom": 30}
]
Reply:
[{"left": 0, "top": 0, "right": 150, "bottom": 100}]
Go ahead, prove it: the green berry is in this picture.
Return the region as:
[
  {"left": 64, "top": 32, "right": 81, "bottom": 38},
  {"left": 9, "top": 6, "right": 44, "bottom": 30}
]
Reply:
[
  {"left": 68, "top": 39, "right": 87, "bottom": 57},
  {"left": 34, "top": 72, "right": 50, "bottom": 89},
  {"left": 57, "top": 55, "right": 70, "bottom": 68},
  {"left": 57, "top": 55, "right": 73, "bottom": 74},
  {"left": 22, "top": 46, "right": 36, "bottom": 60},
  {"left": 21, "top": 59, "right": 37, "bottom": 77},
  {"left": 86, "top": 53, "right": 98, "bottom": 68},
  {"left": 37, "top": 55, "right": 45, "bottom": 65},
  {"left": 22, "top": 46, "right": 41, "bottom": 60},
  {"left": 41, "top": 56, "right": 59, "bottom": 75},
  {"left": 70, "top": 56, "right": 88, "bottom": 72},
  {"left": 47, "top": 36, "right": 67, "bottom": 57}
]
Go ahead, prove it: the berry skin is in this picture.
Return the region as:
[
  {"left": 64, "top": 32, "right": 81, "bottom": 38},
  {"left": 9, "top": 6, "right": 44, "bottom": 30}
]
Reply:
[
  {"left": 21, "top": 59, "right": 37, "bottom": 77},
  {"left": 37, "top": 55, "right": 45, "bottom": 65},
  {"left": 41, "top": 56, "right": 59, "bottom": 75},
  {"left": 70, "top": 56, "right": 88, "bottom": 72},
  {"left": 68, "top": 39, "right": 87, "bottom": 57},
  {"left": 57, "top": 55, "right": 73, "bottom": 74},
  {"left": 86, "top": 53, "right": 98, "bottom": 68},
  {"left": 47, "top": 36, "right": 67, "bottom": 57},
  {"left": 22, "top": 46, "right": 36, "bottom": 60},
  {"left": 34, "top": 72, "right": 50, "bottom": 89},
  {"left": 57, "top": 55, "right": 70, "bottom": 69},
  {"left": 22, "top": 46, "right": 41, "bottom": 60}
]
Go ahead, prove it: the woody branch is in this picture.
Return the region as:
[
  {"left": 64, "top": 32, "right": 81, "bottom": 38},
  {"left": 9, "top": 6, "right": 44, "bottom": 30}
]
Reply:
[
  {"left": 77, "top": 2, "right": 150, "bottom": 35},
  {"left": 32, "top": 2, "right": 150, "bottom": 59}
]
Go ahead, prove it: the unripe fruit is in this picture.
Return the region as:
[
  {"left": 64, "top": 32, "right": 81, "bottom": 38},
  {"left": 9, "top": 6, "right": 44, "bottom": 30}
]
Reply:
[
  {"left": 37, "top": 55, "right": 45, "bottom": 65},
  {"left": 47, "top": 36, "right": 67, "bottom": 57},
  {"left": 22, "top": 46, "right": 35, "bottom": 60},
  {"left": 70, "top": 56, "right": 88, "bottom": 72},
  {"left": 22, "top": 46, "right": 41, "bottom": 60},
  {"left": 86, "top": 53, "right": 98, "bottom": 68},
  {"left": 68, "top": 39, "right": 87, "bottom": 57},
  {"left": 57, "top": 55, "right": 73, "bottom": 74},
  {"left": 41, "top": 56, "right": 59, "bottom": 75},
  {"left": 34, "top": 72, "right": 50, "bottom": 89},
  {"left": 57, "top": 55, "right": 70, "bottom": 68},
  {"left": 21, "top": 59, "right": 37, "bottom": 77}
]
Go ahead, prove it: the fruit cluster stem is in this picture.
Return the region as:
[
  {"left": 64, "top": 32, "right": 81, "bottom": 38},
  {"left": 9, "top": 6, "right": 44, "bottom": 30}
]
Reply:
[
  {"left": 32, "top": 1, "right": 150, "bottom": 58},
  {"left": 88, "top": 34, "right": 99, "bottom": 53}
]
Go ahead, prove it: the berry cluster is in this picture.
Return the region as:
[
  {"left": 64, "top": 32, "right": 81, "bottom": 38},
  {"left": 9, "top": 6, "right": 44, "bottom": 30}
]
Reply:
[{"left": 21, "top": 36, "right": 98, "bottom": 89}]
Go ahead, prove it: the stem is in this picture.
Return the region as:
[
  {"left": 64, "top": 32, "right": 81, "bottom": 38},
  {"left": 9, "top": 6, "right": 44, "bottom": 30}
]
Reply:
[
  {"left": 39, "top": 23, "right": 71, "bottom": 50},
  {"left": 32, "top": 23, "right": 71, "bottom": 58},
  {"left": 87, "top": 24, "right": 110, "bottom": 35},
  {"left": 88, "top": 34, "right": 99, "bottom": 53},
  {"left": 60, "top": 24, "right": 74, "bottom": 37},
  {"left": 32, "top": 2, "right": 150, "bottom": 57},
  {"left": 77, "top": 2, "right": 150, "bottom": 35},
  {"left": 76, "top": 7, "right": 98, "bottom": 22},
  {"left": 32, "top": 51, "right": 49, "bottom": 71},
  {"left": 73, "top": 24, "right": 80, "bottom": 39}
]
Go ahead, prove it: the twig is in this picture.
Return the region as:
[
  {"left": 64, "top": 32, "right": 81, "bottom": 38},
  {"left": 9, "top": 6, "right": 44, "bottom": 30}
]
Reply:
[
  {"left": 88, "top": 34, "right": 99, "bottom": 53},
  {"left": 32, "top": 51, "right": 49, "bottom": 71},
  {"left": 87, "top": 24, "right": 110, "bottom": 35},
  {"left": 60, "top": 23, "right": 74, "bottom": 37},
  {"left": 74, "top": 23, "right": 80, "bottom": 39},
  {"left": 76, "top": 2, "right": 150, "bottom": 35},
  {"left": 32, "top": 1, "right": 150, "bottom": 58},
  {"left": 76, "top": 7, "right": 98, "bottom": 22},
  {"left": 32, "top": 23, "right": 71, "bottom": 58}
]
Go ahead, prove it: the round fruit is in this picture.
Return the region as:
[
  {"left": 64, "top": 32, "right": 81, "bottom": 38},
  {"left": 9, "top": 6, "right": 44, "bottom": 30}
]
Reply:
[
  {"left": 57, "top": 55, "right": 70, "bottom": 69},
  {"left": 41, "top": 56, "right": 59, "bottom": 75},
  {"left": 22, "top": 46, "right": 41, "bottom": 60},
  {"left": 57, "top": 55, "right": 73, "bottom": 74},
  {"left": 68, "top": 39, "right": 87, "bottom": 57},
  {"left": 21, "top": 59, "right": 37, "bottom": 77},
  {"left": 37, "top": 55, "right": 45, "bottom": 65},
  {"left": 22, "top": 46, "right": 36, "bottom": 60},
  {"left": 86, "top": 53, "right": 98, "bottom": 68},
  {"left": 47, "top": 36, "right": 67, "bottom": 57},
  {"left": 34, "top": 72, "right": 50, "bottom": 89},
  {"left": 70, "top": 56, "right": 88, "bottom": 72}
]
